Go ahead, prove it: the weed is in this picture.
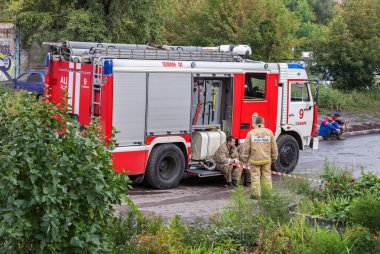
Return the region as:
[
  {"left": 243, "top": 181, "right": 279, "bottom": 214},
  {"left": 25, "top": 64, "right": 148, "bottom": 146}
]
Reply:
[
  {"left": 258, "top": 185, "right": 291, "bottom": 224},
  {"left": 349, "top": 193, "right": 380, "bottom": 231},
  {"left": 215, "top": 186, "right": 260, "bottom": 248}
]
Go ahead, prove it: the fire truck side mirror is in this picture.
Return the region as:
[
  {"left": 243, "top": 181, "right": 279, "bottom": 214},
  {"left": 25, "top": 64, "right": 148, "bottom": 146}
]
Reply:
[{"left": 313, "top": 79, "right": 320, "bottom": 104}]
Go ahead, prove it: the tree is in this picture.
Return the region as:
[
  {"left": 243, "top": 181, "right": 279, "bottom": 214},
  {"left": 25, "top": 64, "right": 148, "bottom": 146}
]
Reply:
[
  {"left": 285, "top": 0, "right": 321, "bottom": 53},
  {"left": 162, "top": 0, "right": 300, "bottom": 61},
  {"left": 11, "top": 0, "right": 164, "bottom": 46},
  {"left": 313, "top": 0, "right": 380, "bottom": 90}
]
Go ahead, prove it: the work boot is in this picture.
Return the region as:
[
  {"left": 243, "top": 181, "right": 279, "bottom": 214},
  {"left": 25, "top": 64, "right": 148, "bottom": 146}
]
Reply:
[
  {"left": 225, "top": 182, "right": 234, "bottom": 189},
  {"left": 243, "top": 182, "right": 251, "bottom": 187},
  {"left": 232, "top": 180, "right": 238, "bottom": 187},
  {"left": 250, "top": 194, "right": 259, "bottom": 200}
]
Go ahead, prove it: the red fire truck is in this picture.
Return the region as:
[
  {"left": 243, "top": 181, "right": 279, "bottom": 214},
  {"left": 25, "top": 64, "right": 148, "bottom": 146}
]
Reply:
[{"left": 44, "top": 41, "right": 319, "bottom": 189}]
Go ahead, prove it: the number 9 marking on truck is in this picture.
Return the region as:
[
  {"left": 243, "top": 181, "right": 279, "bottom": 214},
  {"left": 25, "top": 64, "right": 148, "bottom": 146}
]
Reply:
[{"left": 299, "top": 108, "right": 304, "bottom": 119}]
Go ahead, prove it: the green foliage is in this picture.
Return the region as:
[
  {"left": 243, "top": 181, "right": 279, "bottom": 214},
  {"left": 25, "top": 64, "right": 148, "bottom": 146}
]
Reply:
[
  {"left": 307, "top": 0, "right": 336, "bottom": 24},
  {"left": 108, "top": 199, "right": 145, "bottom": 253},
  {"left": 318, "top": 85, "right": 380, "bottom": 112},
  {"left": 297, "top": 162, "right": 380, "bottom": 224},
  {"left": 258, "top": 187, "right": 291, "bottom": 223},
  {"left": 308, "top": 225, "right": 350, "bottom": 254},
  {"left": 319, "top": 162, "right": 355, "bottom": 199},
  {"left": 0, "top": 86, "right": 129, "bottom": 253},
  {"left": 162, "top": 0, "right": 300, "bottom": 61},
  {"left": 214, "top": 186, "right": 260, "bottom": 248},
  {"left": 8, "top": 0, "right": 164, "bottom": 46},
  {"left": 257, "top": 215, "right": 358, "bottom": 254},
  {"left": 280, "top": 176, "right": 315, "bottom": 197},
  {"left": 349, "top": 193, "right": 380, "bottom": 231},
  {"left": 313, "top": 0, "right": 380, "bottom": 90},
  {"left": 347, "top": 225, "right": 380, "bottom": 254}
]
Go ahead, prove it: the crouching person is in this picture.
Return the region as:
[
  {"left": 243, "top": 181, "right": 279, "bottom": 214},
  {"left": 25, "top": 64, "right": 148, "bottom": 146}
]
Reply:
[
  {"left": 241, "top": 116, "right": 278, "bottom": 199},
  {"left": 214, "top": 136, "right": 242, "bottom": 188},
  {"left": 333, "top": 113, "right": 346, "bottom": 134},
  {"left": 319, "top": 113, "right": 342, "bottom": 140}
]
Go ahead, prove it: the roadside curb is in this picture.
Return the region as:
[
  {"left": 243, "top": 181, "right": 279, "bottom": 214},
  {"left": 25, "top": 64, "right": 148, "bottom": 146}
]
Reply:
[
  {"left": 317, "top": 128, "right": 380, "bottom": 140},
  {"left": 342, "top": 128, "right": 380, "bottom": 137}
]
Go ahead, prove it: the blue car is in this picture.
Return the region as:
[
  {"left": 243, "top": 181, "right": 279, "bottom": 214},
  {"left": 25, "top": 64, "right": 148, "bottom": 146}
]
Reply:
[{"left": 14, "top": 70, "right": 46, "bottom": 96}]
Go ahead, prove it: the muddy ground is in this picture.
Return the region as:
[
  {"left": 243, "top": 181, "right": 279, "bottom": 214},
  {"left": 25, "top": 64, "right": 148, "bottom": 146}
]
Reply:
[{"left": 318, "top": 111, "right": 380, "bottom": 132}]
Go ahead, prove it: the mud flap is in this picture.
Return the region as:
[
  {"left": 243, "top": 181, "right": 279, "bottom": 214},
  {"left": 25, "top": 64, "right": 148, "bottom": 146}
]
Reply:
[{"left": 311, "top": 137, "right": 319, "bottom": 150}]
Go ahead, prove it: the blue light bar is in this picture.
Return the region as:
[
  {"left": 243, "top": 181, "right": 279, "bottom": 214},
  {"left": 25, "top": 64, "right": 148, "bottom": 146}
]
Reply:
[
  {"left": 103, "top": 59, "right": 113, "bottom": 75},
  {"left": 287, "top": 63, "right": 305, "bottom": 70},
  {"left": 45, "top": 53, "right": 50, "bottom": 67}
]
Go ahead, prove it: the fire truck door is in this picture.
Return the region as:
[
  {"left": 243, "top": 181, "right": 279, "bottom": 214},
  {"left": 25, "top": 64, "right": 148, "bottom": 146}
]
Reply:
[
  {"left": 238, "top": 73, "right": 271, "bottom": 138},
  {"left": 287, "top": 81, "right": 313, "bottom": 137},
  {"left": 113, "top": 72, "right": 147, "bottom": 146}
]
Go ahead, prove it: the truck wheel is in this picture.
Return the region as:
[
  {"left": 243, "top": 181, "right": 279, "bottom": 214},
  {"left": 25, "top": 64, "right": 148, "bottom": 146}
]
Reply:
[
  {"left": 145, "top": 144, "right": 185, "bottom": 189},
  {"left": 275, "top": 135, "right": 299, "bottom": 173}
]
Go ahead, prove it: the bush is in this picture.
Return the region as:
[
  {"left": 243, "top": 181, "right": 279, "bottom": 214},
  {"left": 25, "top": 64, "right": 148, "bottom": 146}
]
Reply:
[
  {"left": 0, "top": 87, "right": 129, "bottom": 253},
  {"left": 215, "top": 186, "right": 260, "bottom": 248},
  {"left": 319, "top": 161, "right": 355, "bottom": 199},
  {"left": 258, "top": 188, "right": 291, "bottom": 224},
  {"left": 349, "top": 193, "right": 380, "bottom": 231},
  {"left": 347, "top": 225, "right": 380, "bottom": 254}
]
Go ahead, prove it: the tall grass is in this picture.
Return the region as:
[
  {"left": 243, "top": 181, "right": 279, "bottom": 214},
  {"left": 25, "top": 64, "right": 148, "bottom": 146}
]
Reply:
[{"left": 317, "top": 86, "right": 380, "bottom": 112}]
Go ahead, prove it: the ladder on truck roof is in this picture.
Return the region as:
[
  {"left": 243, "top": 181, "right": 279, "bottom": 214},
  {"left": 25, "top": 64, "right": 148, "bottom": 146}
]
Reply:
[
  {"left": 45, "top": 41, "right": 251, "bottom": 63},
  {"left": 91, "top": 58, "right": 103, "bottom": 116},
  {"left": 86, "top": 48, "right": 244, "bottom": 62}
]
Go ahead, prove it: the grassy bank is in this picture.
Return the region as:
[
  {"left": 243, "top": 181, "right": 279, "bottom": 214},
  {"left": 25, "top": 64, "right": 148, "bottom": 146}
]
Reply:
[
  {"left": 317, "top": 87, "right": 380, "bottom": 113},
  {"left": 110, "top": 164, "right": 380, "bottom": 253}
]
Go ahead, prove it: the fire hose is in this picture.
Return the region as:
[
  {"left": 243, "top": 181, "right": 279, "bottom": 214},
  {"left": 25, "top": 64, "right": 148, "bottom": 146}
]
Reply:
[{"left": 229, "top": 161, "right": 322, "bottom": 183}]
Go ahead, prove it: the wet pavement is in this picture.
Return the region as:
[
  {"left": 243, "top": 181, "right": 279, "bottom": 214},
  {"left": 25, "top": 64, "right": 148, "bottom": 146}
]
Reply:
[
  {"left": 295, "top": 133, "right": 380, "bottom": 178},
  {"left": 124, "top": 133, "right": 380, "bottom": 219}
]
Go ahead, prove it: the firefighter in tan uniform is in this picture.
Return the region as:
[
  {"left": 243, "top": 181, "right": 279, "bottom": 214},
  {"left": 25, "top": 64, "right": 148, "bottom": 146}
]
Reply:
[
  {"left": 241, "top": 116, "right": 278, "bottom": 198},
  {"left": 237, "top": 144, "right": 251, "bottom": 187},
  {"left": 214, "top": 136, "right": 242, "bottom": 188}
]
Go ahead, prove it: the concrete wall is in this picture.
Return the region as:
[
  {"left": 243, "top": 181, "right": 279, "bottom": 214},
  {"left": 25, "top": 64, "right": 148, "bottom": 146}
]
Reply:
[{"left": 0, "top": 22, "right": 16, "bottom": 81}]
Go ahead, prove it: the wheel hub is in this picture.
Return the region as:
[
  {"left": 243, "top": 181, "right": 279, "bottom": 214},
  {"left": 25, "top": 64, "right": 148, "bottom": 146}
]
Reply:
[
  {"left": 158, "top": 156, "right": 176, "bottom": 180},
  {"left": 280, "top": 145, "right": 295, "bottom": 167}
]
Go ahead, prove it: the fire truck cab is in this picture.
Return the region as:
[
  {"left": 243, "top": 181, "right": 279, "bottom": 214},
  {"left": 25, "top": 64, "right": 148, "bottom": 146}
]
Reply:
[{"left": 44, "top": 41, "right": 319, "bottom": 189}]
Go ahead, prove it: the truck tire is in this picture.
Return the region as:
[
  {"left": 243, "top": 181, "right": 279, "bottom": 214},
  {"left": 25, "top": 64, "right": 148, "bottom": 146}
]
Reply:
[
  {"left": 274, "top": 134, "right": 299, "bottom": 173},
  {"left": 145, "top": 144, "right": 185, "bottom": 189}
]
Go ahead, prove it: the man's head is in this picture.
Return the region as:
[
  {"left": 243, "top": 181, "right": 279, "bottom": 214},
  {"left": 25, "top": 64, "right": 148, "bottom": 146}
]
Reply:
[
  {"left": 255, "top": 116, "right": 264, "bottom": 126},
  {"left": 326, "top": 113, "right": 333, "bottom": 120},
  {"left": 333, "top": 113, "right": 341, "bottom": 120},
  {"left": 226, "top": 136, "right": 236, "bottom": 148}
]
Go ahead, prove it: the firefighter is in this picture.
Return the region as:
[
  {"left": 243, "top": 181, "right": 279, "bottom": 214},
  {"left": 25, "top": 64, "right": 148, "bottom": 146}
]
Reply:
[
  {"left": 214, "top": 136, "right": 242, "bottom": 188},
  {"left": 319, "top": 113, "right": 342, "bottom": 140},
  {"left": 237, "top": 143, "right": 251, "bottom": 187},
  {"left": 241, "top": 116, "right": 278, "bottom": 199}
]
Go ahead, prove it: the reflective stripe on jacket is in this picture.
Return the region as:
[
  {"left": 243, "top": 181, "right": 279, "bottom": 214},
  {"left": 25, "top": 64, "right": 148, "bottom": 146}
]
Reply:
[{"left": 241, "top": 125, "right": 278, "bottom": 165}]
